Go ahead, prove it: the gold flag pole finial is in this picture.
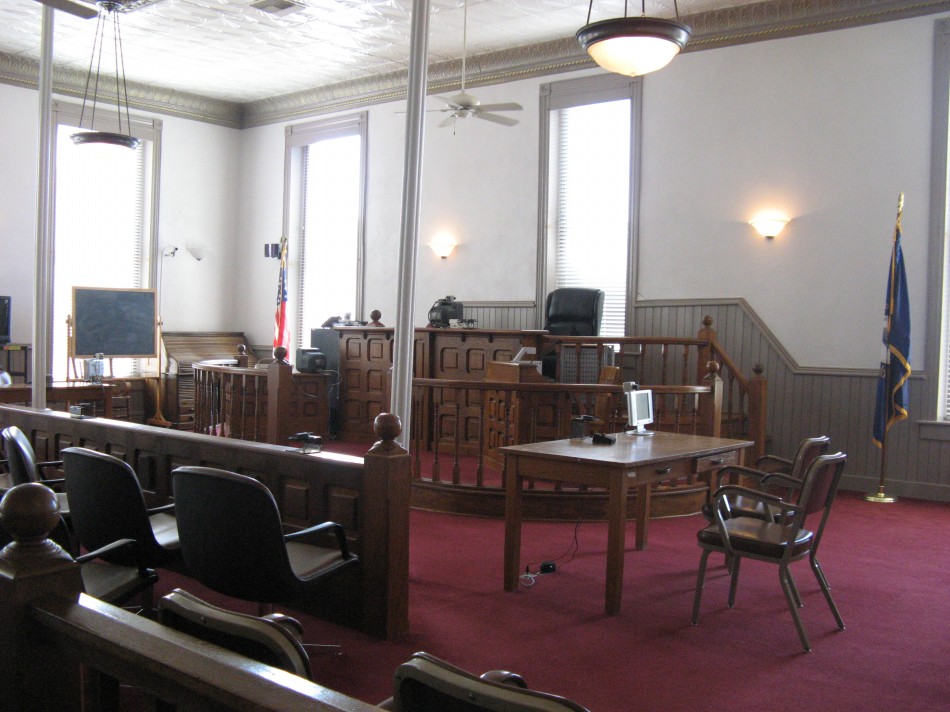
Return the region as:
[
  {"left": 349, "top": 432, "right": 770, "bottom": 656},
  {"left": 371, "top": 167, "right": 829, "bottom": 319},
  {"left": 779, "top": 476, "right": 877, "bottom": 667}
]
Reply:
[{"left": 897, "top": 191, "right": 904, "bottom": 218}]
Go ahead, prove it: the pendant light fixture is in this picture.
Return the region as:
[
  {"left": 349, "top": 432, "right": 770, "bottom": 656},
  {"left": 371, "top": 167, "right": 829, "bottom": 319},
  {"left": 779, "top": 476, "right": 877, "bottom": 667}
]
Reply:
[
  {"left": 576, "top": 0, "right": 692, "bottom": 78},
  {"left": 72, "top": 0, "right": 140, "bottom": 149}
]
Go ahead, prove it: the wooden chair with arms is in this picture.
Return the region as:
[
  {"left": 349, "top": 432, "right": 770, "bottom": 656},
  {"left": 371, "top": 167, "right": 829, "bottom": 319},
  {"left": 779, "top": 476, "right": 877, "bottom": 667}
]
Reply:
[{"left": 692, "top": 451, "right": 848, "bottom": 652}]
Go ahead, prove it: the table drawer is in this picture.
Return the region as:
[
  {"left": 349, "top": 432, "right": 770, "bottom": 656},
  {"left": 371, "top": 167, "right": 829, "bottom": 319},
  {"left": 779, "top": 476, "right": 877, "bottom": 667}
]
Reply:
[
  {"left": 638, "top": 457, "right": 692, "bottom": 482},
  {"left": 696, "top": 450, "right": 739, "bottom": 472}
]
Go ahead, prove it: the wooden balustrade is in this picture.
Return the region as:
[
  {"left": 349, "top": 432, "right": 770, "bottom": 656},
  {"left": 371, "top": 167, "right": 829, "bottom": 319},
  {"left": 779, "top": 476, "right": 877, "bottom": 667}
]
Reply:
[
  {"left": 192, "top": 349, "right": 333, "bottom": 445},
  {"left": 0, "top": 405, "right": 410, "bottom": 640}
]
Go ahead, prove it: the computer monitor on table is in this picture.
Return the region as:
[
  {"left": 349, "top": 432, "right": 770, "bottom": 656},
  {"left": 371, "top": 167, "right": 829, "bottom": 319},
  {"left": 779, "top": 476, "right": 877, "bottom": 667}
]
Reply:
[{"left": 624, "top": 383, "right": 654, "bottom": 436}]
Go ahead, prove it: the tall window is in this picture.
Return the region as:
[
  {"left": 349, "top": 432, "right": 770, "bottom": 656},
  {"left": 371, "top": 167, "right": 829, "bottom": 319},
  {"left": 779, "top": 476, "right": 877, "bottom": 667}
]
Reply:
[
  {"left": 929, "top": 20, "right": 950, "bottom": 428},
  {"left": 539, "top": 75, "right": 640, "bottom": 337},
  {"left": 285, "top": 114, "right": 367, "bottom": 348},
  {"left": 50, "top": 103, "right": 159, "bottom": 380}
]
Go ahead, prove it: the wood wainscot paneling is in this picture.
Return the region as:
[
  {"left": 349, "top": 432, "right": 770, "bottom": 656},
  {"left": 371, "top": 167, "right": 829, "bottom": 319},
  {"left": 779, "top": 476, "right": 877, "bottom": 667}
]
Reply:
[{"left": 0, "top": 405, "right": 410, "bottom": 640}]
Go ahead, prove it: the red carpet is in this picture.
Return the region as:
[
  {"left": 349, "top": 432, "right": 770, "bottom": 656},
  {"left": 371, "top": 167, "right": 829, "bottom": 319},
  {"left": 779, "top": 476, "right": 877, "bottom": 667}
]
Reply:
[{"left": 156, "top": 491, "right": 950, "bottom": 711}]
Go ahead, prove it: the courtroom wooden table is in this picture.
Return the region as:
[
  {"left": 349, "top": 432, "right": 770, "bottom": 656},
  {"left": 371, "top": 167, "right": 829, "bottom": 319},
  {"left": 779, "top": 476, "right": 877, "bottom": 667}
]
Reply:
[
  {"left": 501, "top": 430, "right": 753, "bottom": 615},
  {"left": 0, "top": 382, "right": 114, "bottom": 419}
]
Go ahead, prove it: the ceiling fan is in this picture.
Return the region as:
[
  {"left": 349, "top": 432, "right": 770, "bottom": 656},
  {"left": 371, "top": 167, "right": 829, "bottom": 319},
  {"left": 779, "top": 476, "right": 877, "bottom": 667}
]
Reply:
[{"left": 433, "top": 0, "right": 522, "bottom": 130}]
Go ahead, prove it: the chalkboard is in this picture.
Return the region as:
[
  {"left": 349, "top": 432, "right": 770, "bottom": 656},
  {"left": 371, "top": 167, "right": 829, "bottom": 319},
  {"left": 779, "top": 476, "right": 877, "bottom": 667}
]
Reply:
[{"left": 72, "top": 287, "right": 158, "bottom": 358}]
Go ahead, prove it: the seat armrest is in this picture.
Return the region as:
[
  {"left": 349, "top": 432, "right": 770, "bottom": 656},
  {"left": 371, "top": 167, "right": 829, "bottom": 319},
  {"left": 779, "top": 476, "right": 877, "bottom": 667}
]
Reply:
[
  {"left": 713, "top": 484, "right": 787, "bottom": 519},
  {"left": 75, "top": 538, "right": 136, "bottom": 564},
  {"left": 285, "top": 521, "right": 351, "bottom": 559},
  {"left": 146, "top": 502, "right": 175, "bottom": 515},
  {"left": 714, "top": 465, "right": 772, "bottom": 490},
  {"left": 754, "top": 454, "right": 794, "bottom": 473}
]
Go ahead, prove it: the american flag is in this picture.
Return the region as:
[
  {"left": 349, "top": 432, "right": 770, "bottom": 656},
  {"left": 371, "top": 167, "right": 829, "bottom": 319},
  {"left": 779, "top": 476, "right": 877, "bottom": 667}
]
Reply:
[{"left": 273, "top": 237, "right": 290, "bottom": 351}]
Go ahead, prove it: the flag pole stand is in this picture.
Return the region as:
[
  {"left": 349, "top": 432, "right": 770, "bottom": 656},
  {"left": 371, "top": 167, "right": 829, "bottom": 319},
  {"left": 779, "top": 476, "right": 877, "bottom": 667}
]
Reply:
[{"left": 866, "top": 432, "right": 897, "bottom": 503}]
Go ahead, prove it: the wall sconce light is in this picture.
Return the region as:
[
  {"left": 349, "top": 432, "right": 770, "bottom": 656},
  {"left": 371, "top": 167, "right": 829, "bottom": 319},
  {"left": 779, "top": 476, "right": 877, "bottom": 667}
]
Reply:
[
  {"left": 429, "top": 232, "right": 458, "bottom": 260},
  {"left": 187, "top": 245, "right": 212, "bottom": 261},
  {"left": 749, "top": 213, "right": 790, "bottom": 239},
  {"left": 265, "top": 243, "right": 281, "bottom": 258}
]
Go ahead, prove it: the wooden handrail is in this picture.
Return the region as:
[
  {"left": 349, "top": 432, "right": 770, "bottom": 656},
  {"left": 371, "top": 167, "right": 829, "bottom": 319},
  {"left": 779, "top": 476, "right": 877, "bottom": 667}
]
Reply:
[{"left": 30, "top": 594, "right": 377, "bottom": 711}]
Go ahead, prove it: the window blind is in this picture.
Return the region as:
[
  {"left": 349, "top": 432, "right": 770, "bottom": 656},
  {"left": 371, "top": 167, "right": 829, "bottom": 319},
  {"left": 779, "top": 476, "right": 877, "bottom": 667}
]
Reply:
[
  {"left": 553, "top": 100, "right": 631, "bottom": 338},
  {"left": 51, "top": 126, "right": 148, "bottom": 380}
]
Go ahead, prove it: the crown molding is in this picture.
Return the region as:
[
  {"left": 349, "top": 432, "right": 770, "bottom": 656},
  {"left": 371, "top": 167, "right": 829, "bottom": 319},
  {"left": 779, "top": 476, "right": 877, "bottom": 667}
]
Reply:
[
  {"left": 243, "top": 0, "right": 950, "bottom": 127},
  {"left": 3, "top": 0, "right": 949, "bottom": 129},
  {"left": 0, "top": 52, "right": 243, "bottom": 128}
]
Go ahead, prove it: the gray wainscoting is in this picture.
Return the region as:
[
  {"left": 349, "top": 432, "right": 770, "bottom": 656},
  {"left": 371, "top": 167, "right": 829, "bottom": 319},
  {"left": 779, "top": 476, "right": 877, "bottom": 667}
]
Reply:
[
  {"left": 634, "top": 299, "right": 949, "bottom": 502},
  {"left": 462, "top": 301, "right": 538, "bottom": 331}
]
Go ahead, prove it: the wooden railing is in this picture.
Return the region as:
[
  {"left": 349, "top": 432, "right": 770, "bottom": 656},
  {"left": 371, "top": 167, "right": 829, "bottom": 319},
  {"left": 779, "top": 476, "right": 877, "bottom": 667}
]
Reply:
[
  {"left": 0, "top": 405, "right": 411, "bottom": 640},
  {"left": 192, "top": 353, "right": 334, "bottom": 445},
  {"left": 0, "top": 484, "right": 379, "bottom": 711}
]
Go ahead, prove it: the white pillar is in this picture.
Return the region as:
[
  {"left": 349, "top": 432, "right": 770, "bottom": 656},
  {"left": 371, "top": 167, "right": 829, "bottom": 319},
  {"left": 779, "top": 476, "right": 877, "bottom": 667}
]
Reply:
[{"left": 390, "top": 0, "right": 431, "bottom": 447}]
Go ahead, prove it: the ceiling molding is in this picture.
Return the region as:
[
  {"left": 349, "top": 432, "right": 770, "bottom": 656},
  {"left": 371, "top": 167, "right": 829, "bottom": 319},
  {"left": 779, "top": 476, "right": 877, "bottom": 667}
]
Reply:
[
  {"left": 0, "top": 51, "right": 243, "bottom": 128},
  {"left": 3, "top": 0, "right": 949, "bottom": 130}
]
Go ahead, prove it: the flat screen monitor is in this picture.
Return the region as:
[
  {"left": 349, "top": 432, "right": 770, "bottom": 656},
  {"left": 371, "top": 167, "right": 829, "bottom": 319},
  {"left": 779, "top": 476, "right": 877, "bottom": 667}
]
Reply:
[{"left": 624, "top": 383, "right": 654, "bottom": 436}]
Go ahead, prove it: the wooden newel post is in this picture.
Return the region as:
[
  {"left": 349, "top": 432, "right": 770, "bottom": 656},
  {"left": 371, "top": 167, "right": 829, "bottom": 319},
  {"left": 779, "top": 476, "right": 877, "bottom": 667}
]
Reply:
[
  {"left": 236, "top": 343, "right": 249, "bottom": 368},
  {"left": 266, "top": 346, "right": 293, "bottom": 445},
  {"left": 0, "top": 483, "right": 85, "bottom": 711},
  {"left": 361, "top": 413, "right": 411, "bottom": 639},
  {"left": 697, "top": 361, "right": 723, "bottom": 438},
  {"left": 696, "top": 316, "right": 716, "bottom": 383},
  {"left": 747, "top": 364, "right": 768, "bottom": 462}
]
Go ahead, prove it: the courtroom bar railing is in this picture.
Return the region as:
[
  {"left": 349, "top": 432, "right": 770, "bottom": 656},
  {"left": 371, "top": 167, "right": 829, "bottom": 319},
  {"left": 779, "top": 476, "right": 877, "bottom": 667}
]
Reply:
[
  {"left": 192, "top": 354, "right": 333, "bottom": 445},
  {"left": 404, "top": 365, "right": 725, "bottom": 520}
]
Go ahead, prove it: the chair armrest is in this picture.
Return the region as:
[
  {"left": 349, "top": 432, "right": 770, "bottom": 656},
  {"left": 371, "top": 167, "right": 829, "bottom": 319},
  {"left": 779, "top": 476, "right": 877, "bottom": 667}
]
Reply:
[
  {"left": 146, "top": 503, "right": 175, "bottom": 516},
  {"left": 285, "top": 521, "right": 351, "bottom": 560},
  {"left": 759, "top": 472, "right": 803, "bottom": 491},
  {"left": 75, "top": 538, "right": 136, "bottom": 564},
  {"left": 713, "top": 484, "right": 787, "bottom": 519},
  {"left": 714, "top": 465, "right": 772, "bottom": 490},
  {"left": 754, "top": 454, "right": 793, "bottom": 473}
]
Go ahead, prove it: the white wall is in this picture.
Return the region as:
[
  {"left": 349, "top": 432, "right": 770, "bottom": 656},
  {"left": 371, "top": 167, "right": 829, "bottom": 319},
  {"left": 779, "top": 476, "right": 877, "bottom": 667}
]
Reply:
[
  {"left": 2, "top": 11, "right": 943, "bottom": 371},
  {"left": 0, "top": 84, "right": 41, "bottom": 344},
  {"left": 236, "top": 14, "right": 938, "bottom": 369},
  {"left": 637, "top": 19, "right": 933, "bottom": 369}
]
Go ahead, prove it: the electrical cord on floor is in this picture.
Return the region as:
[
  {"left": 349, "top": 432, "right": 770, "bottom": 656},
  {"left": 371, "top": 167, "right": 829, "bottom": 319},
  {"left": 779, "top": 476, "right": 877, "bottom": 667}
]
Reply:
[{"left": 520, "top": 521, "right": 583, "bottom": 587}]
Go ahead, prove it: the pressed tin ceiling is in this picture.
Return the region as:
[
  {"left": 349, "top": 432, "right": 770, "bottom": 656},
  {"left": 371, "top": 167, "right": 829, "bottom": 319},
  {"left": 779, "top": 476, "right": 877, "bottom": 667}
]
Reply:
[{"left": 0, "top": 0, "right": 948, "bottom": 126}]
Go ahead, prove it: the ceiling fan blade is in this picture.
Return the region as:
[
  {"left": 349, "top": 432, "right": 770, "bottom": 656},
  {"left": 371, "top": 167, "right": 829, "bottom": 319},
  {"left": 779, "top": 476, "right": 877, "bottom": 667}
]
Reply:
[
  {"left": 476, "top": 112, "right": 519, "bottom": 127},
  {"left": 475, "top": 103, "right": 523, "bottom": 113},
  {"left": 438, "top": 114, "right": 457, "bottom": 128},
  {"left": 32, "top": 0, "right": 99, "bottom": 19}
]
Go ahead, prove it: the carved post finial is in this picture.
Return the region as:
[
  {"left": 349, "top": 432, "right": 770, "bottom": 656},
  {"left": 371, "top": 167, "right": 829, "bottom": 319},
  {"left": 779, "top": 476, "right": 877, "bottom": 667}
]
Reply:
[
  {"left": 368, "top": 412, "right": 405, "bottom": 454},
  {"left": 705, "top": 360, "right": 720, "bottom": 376},
  {"left": 273, "top": 345, "right": 288, "bottom": 363},
  {"left": 702, "top": 315, "right": 713, "bottom": 328},
  {"left": 0, "top": 483, "right": 65, "bottom": 561}
]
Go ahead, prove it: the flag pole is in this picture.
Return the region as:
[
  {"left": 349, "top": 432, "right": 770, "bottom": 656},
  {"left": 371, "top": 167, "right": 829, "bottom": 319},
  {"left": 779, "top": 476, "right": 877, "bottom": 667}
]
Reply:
[
  {"left": 866, "top": 425, "right": 897, "bottom": 503},
  {"left": 867, "top": 192, "right": 905, "bottom": 504}
]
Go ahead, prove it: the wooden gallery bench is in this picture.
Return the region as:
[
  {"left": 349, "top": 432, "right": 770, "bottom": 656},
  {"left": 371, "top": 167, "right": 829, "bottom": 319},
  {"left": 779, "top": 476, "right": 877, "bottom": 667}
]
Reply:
[{"left": 0, "top": 404, "right": 410, "bottom": 641}]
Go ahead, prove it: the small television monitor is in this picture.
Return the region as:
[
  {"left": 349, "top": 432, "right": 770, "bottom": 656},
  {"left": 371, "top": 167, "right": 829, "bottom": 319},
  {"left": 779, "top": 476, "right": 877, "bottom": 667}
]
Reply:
[
  {"left": 296, "top": 348, "right": 326, "bottom": 374},
  {"left": 623, "top": 383, "right": 654, "bottom": 436}
]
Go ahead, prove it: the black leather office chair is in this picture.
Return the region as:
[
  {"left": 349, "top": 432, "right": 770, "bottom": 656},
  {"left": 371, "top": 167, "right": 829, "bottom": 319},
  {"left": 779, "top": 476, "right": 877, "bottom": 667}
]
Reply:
[
  {"left": 157, "top": 588, "right": 313, "bottom": 680},
  {"left": 380, "top": 651, "right": 590, "bottom": 712},
  {"left": 543, "top": 288, "right": 604, "bottom": 336},
  {"left": 171, "top": 466, "right": 358, "bottom": 615},
  {"left": 542, "top": 288, "right": 605, "bottom": 378},
  {"left": 61, "top": 447, "right": 182, "bottom": 570},
  {"left": 692, "top": 452, "right": 848, "bottom": 652}
]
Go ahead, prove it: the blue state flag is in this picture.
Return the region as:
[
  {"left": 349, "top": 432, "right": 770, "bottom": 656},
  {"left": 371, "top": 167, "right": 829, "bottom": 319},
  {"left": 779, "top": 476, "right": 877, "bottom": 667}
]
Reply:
[{"left": 872, "top": 200, "right": 911, "bottom": 448}]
